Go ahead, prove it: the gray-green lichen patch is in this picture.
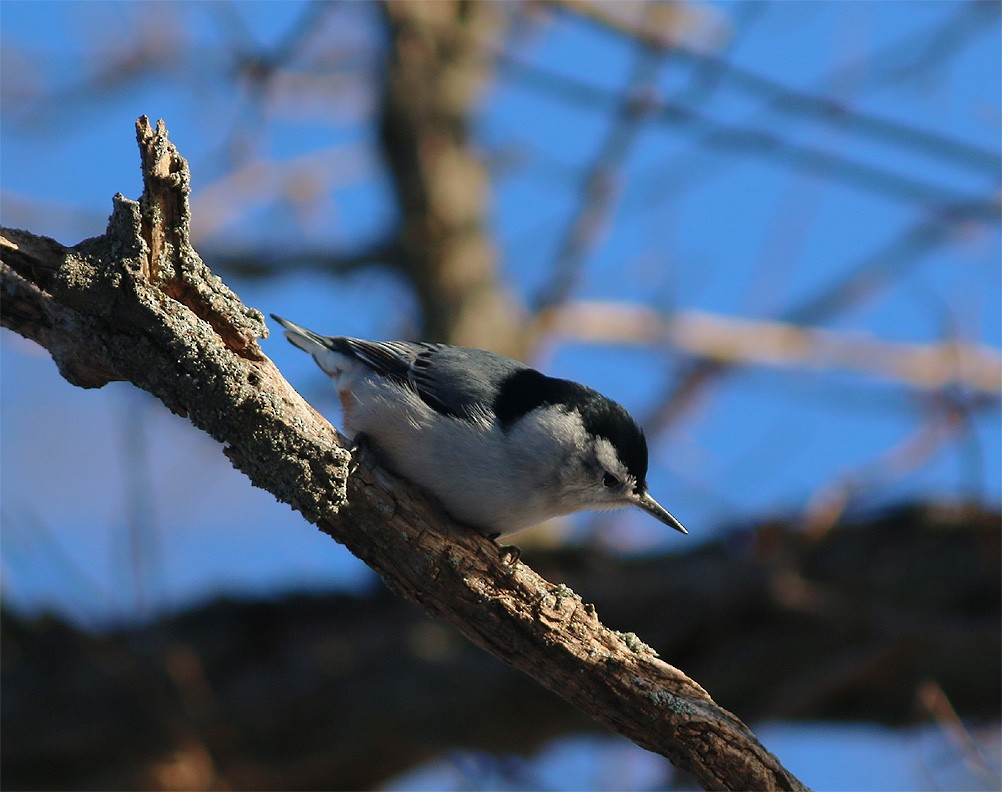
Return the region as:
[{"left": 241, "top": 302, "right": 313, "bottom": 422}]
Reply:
[
  {"left": 549, "top": 582, "right": 576, "bottom": 610},
  {"left": 612, "top": 630, "right": 658, "bottom": 657},
  {"left": 645, "top": 687, "right": 699, "bottom": 716}
]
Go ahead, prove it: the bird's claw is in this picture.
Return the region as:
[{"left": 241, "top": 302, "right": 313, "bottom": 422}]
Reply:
[
  {"left": 348, "top": 433, "right": 369, "bottom": 475},
  {"left": 487, "top": 532, "right": 521, "bottom": 565}
]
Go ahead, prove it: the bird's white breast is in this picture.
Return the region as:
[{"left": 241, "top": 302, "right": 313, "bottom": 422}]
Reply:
[{"left": 336, "top": 365, "right": 573, "bottom": 535}]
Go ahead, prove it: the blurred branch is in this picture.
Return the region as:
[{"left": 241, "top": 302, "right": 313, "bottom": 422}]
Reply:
[
  {"left": 645, "top": 202, "right": 999, "bottom": 431},
  {"left": 3, "top": 503, "right": 999, "bottom": 789},
  {"left": 782, "top": 204, "right": 1000, "bottom": 324},
  {"left": 377, "top": 0, "right": 526, "bottom": 354},
  {"left": 497, "top": 51, "right": 998, "bottom": 215},
  {"left": 206, "top": 242, "right": 399, "bottom": 279},
  {"left": 0, "top": 117, "right": 805, "bottom": 792},
  {"left": 838, "top": 0, "right": 1002, "bottom": 89},
  {"left": 212, "top": 0, "right": 338, "bottom": 86},
  {"left": 188, "top": 144, "right": 375, "bottom": 242},
  {"left": 535, "top": 8, "right": 665, "bottom": 311},
  {"left": 547, "top": 301, "right": 1002, "bottom": 396},
  {"left": 917, "top": 679, "right": 1000, "bottom": 787},
  {"left": 800, "top": 403, "right": 973, "bottom": 537},
  {"left": 547, "top": 0, "right": 1002, "bottom": 174}
]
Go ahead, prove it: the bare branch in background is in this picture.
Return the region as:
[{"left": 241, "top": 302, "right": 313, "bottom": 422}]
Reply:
[
  {"left": 207, "top": 242, "right": 400, "bottom": 280},
  {"left": 643, "top": 201, "right": 999, "bottom": 432},
  {"left": 4, "top": 504, "right": 998, "bottom": 789},
  {"left": 800, "top": 404, "right": 973, "bottom": 537},
  {"left": 548, "top": 300, "right": 1002, "bottom": 395},
  {"left": 917, "top": 680, "right": 1000, "bottom": 788},
  {"left": 496, "top": 51, "right": 998, "bottom": 214},
  {"left": 378, "top": 0, "right": 526, "bottom": 354},
  {"left": 534, "top": 6, "right": 666, "bottom": 312},
  {"left": 549, "top": 0, "right": 1002, "bottom": 173}
]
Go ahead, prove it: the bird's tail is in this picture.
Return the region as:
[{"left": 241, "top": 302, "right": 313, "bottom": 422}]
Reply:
[{"left": 270, "top": 313, "right": 326, "bottom": 351}]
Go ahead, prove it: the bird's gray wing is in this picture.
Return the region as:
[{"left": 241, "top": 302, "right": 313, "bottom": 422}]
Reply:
[
  {"left": 408, "top": 345, "right": 528, "bottom": 421},
  {"left": 342, "top": 339, "right": 528, "bottom": 422},
  {"left": 334, "top": 338, "right": 429, "bottom": 385}
]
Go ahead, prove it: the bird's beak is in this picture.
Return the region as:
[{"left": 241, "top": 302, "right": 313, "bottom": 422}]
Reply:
[{"left": 630, "top": 490, "right": 688, "bottom": 534}]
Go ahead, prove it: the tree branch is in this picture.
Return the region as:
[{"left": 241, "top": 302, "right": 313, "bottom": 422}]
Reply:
[
  {"left": 494, "top": 50, "right": 998, "bottom": 217},
  {"left": 0, "top": 116, "right": 806, "bottom": 791},
  {"left": 548, "top": 0, "right": 1002, "bottom": 175},
  {"left": 378, "top": 0, "right": 526, "bottom": 355},
  {"left": 544, "top": 300, "right": 1002, "bottom": 396}
]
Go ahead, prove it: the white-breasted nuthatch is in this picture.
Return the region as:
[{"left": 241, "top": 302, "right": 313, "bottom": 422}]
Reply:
[{"left": 272, "top": 315, "right": 687, "bottom": 540}]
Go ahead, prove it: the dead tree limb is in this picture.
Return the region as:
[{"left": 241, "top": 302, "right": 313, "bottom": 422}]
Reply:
[{"left": 0, "top": 116, "right": 807, "bottom": 791}]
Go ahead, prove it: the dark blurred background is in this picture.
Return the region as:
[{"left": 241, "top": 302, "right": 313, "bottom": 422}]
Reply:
[{"left": 1, "top": 2, "right": 999, "bottom": 789}]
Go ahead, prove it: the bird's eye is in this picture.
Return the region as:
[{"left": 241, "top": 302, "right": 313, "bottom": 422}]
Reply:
[{"left": 602, "top": 473, "right": 620, "bottom": 488}]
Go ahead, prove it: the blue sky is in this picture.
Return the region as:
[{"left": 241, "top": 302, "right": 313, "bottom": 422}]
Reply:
[{"left": 1, "top": 2, "right": 999, "bottom": 788}]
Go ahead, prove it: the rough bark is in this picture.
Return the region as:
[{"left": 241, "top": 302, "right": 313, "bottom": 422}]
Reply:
[{"left": 0, "top": 117, "right": 805, "bottom": 791}]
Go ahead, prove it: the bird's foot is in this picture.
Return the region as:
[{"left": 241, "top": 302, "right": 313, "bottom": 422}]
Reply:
[
  {"left": 347, "top": 433, "right": 370, "bottom": 475},
  {"left": 487, "top": 532, "right": 521, "bottom": 566}
]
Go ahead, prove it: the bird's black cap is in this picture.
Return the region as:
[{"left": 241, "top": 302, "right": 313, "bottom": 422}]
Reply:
[{"left": 493, "top": 368, "right": 649, "bottom": 485}]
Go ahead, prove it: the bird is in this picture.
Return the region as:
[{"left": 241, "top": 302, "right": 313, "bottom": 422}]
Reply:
[{"left": 271, "top": 314, "right": 687, "bottom": 542}]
